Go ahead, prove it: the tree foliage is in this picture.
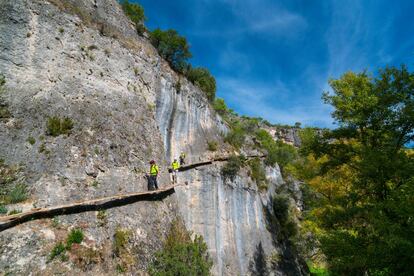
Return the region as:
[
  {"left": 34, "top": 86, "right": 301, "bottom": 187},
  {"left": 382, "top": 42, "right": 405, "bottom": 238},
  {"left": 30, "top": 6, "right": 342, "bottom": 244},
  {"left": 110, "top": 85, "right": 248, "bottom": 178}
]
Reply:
[
  {"left": 213, "top": 98, "right": 228, "bottom": 116},
  {"left": 149, "top": 218, "right": 212, "bottom": 276},
  {"left": 221, "top": 155, "right": 244, "bottom": 182},
  {"left": 150, "top": 29, "right": 192, "bottom": 73},
  {"left": 186, "top": 67, "right": 216, "bottom": 102},
  {"left": 248, "top": 157, "right": 267, "bottom": 190},
  {"left": 224, "top": 123, "right": 246, "bottom": 149},
  {"left": 121, "top": 0, "right": 146, "bottom": 34},
  {"left": 291, "top": 66, "right": 414, "bottom": 275},
  {"left": 255, "top": 129, "right": 298, "bottom": 168}
]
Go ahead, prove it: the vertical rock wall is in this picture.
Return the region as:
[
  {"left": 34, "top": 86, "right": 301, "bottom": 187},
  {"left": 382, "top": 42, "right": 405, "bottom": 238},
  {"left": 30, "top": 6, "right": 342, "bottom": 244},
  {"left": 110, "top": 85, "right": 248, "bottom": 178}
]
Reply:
[
  {"left": 154, "top": 73, "right": 305, "bottom": 275},
  {"left": 0, "top": 0, "right": 306, "bottom": 274}
]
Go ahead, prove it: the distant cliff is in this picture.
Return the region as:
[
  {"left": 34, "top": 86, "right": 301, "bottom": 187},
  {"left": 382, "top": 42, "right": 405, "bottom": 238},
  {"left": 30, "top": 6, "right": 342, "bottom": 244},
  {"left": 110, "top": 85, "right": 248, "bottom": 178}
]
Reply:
[{"left": 0, "top": 0, "right": 306, "bottom": 275}]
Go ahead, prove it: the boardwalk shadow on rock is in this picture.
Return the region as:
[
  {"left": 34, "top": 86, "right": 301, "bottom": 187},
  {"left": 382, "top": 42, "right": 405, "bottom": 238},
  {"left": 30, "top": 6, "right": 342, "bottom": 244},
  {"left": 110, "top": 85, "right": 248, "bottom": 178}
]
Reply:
[{"left": 0, "top": 186, "right": 175, "bottom": 232}]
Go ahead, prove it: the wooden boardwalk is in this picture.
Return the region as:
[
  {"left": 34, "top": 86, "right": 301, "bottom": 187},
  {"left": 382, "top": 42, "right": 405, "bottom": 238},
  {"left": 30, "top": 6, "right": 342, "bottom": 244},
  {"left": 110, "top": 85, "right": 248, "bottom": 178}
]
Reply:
[
  {"left": 0, "top": 185, "right": 177, "bottom": 232},
  {"left": 0, "top": 154, "right": 266, "bottom": 232}
]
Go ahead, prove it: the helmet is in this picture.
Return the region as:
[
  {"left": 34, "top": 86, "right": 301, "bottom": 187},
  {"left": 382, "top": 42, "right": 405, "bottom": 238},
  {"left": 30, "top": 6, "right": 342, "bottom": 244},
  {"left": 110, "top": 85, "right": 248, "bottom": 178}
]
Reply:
[{"left": 150, "top": 160, "right": 155, "bottom": 164}]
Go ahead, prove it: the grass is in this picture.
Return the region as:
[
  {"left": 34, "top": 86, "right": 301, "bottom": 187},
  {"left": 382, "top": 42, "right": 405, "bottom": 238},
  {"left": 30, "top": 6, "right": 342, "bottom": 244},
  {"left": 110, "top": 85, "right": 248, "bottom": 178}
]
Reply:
[
  {"left": 8, "top": 209, "right": 22, "bottom": 215},
  {"left": 113, "top": 227, "right": 135, "bottom": 273},
  {"left": 38, "top": 142, "right": 49, "bottom": 154},
  {"left": 0, "top": 161, "right": 29, "bottom": 204},
  {"left": 114, "top": 227, "right": 130, "bottom": 256},
  {"left": 91, "top": 180, "right": 99, "bottom": 188},
  {"left": 58, "top": 28, "right": 65, "bottom": 33},
  {"left": 47, "top": 117, "right": 74, "bottom": 137},
  {"left": 8, "top": 183, "right": 28, "bottom": 204},
  {"left": 116, "top": 263, "right": 126, "bottom": 273},
  {"left": 97, "top": 210, "right": 107, "bottom": 226},
  {"left": 66, "top": 228, "right": 84, "bottom": 249},
  {"left": 27, "top": 136, "right": 36, "bottom": 145},
  {"left": 51, "top": 217, "right": 60, "bottom": 228},
  {"left": 49, "top": 242, "right": 66, "bottom": 261},
  {"left": 73, "top": 247, "right": 102, "bottom": 271},
  {"left": 0, "top": 204, "right": 7, "bottom": 214}
]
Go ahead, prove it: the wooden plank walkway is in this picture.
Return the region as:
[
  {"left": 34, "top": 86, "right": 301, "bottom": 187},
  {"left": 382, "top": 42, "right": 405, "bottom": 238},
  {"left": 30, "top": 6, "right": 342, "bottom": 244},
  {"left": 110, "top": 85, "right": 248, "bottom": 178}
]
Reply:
[
  {"left": 0, "top": 185, "right": 177, "bottom": 232},
  {"left": 0, "top": 154, "right": 266, "bottom": 232},
  {"left": 178, "top": 154, "right": 266, "bottom": 172}
]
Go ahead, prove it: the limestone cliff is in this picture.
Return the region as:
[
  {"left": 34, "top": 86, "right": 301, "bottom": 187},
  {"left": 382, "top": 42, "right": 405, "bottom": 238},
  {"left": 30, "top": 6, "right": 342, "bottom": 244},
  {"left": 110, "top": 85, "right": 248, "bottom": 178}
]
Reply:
[{"left": 0, "top": 0, "right": 306, "bottom": 275}]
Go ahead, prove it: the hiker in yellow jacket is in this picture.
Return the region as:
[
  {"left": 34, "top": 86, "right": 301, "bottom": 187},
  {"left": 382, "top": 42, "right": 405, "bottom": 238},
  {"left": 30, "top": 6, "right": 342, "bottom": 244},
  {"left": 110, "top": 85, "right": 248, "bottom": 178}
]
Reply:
[
  {"left": 171, "top": 159, "right": 180, "bottom": 184},
  {"left": 149, "top": 160, "right": 159, "bottom": 190}
]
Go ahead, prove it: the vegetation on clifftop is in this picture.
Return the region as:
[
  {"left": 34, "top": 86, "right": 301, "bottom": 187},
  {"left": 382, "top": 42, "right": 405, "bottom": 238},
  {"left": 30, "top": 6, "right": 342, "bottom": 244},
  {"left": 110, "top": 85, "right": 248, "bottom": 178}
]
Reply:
[
  {"left": 120, "top": 1, "right": 217, "bottom": 102},
  {"left": 121, "top": 0, "right": 146, "bottom": 34}
]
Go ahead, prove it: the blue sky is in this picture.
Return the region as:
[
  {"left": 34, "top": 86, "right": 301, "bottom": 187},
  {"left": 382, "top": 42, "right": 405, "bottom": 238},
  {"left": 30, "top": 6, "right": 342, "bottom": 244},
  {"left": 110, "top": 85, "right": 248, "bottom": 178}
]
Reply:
[{"left": 132, "top": 0, "right": 414, "bottom": 128}]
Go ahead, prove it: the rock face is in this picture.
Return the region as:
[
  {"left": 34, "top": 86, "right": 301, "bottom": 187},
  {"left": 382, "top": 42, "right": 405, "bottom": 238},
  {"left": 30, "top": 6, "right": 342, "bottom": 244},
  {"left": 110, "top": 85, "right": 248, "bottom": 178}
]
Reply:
[
  {"left": 0, "top": 0, "right": 305, "bottom": 275},
  {"left": 154, "top": 74, "right": 305, "bottom": 275},
  {"left": 264, "top": 126, "right": 302, "bottom": 147}
]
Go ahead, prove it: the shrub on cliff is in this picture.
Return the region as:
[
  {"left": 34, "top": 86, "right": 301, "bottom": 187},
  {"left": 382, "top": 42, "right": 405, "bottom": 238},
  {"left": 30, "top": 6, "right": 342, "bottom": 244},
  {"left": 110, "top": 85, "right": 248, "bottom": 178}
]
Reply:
[
  {"left": 221, "top": 155, "right": 244, "bottom": 182},
  {"left": 186, "top": 67, "right": 216, "bottom": 102},
  {"left": 271, "top": 194, "right": 298, "bottom": 241},
  {"left": 0, "top": 161, "right": 29, "bottom": 204},
  {"left": 248, "top": 157, "right": 267, "bottom": 190},
  {"left": 207, "top": 141, "right": 218, "bottom": 151},
  {"left": 0, "top": 74, "right": 5, "bottom": 88},
  {"left": 254, "top": 129, "right": 298, "bottom": 168},
  {"left": 66, "top": 228, "right": 84, "bottom": 249},
  {"left": 121, "top": 0, "right": 146, "bottom": 35},
  {"left": 213, "top": 98, "right": 228, "bottom": 116},
  {"left": 265, "top": 141, "right": 298, "bottom": 168},
  {"left": 46, "top": 117, "right": 74, "bottom": 137},
  {"left": 149, "top": 218, "right": 212, "bottom": 276},
  {"left": 225, "top": 122, "right": 246, "bottom": 149},
  {"left": 150, "top": 28, "right": 192, "bottom": 73}
]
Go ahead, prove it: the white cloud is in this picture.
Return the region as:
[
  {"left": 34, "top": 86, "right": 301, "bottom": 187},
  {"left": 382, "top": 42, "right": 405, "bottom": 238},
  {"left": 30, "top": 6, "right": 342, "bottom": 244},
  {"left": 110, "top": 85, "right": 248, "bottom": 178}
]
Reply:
[
  {"left": 325, "top": 0, "right": 394, "bottom": 78},
  {"left": 218, "top": 77, "right": 333, "bottom": 127},
  {"left": 189, "top": 0, "right": 307, "bottom": 38}
]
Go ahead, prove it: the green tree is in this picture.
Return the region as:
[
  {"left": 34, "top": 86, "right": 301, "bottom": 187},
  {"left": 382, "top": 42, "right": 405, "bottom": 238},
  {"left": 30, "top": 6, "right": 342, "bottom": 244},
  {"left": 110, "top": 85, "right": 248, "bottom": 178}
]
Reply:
[
  {"left": 225, "top": 123, "right": 246, "bottom": 149},
  {"left": 186, "top": 67, "right": 216, "bottom": 102},
  {"left": 221, "top": 155, "right": 244, "bottom": 182},
  {"left": 296, "top": 66, "right": 414, "bottom": 275},
  {"left": 254, "top": 129, "right": 297, "bottom": 168},
  {"left": 213, "top": 98, "right": 228, "bottom": 116},
  {"left": 150, "top": 29, "right": 192, "bottom": 73},
  {"left": 121, "top": 0, "right": 146, "bottom": 35},
  {"left": 149, "top": 218, "right": 212, "bottom": 276},
  {"left": 248, "top": 157, "right": 267, "bottom": 190}
]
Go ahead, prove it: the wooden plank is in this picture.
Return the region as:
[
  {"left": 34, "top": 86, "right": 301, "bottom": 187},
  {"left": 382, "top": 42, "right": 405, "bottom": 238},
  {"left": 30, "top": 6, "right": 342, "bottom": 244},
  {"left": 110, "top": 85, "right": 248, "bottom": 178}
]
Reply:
[
  {"left": 178, "top": 161, "right": 213, "bottom": 172},
  {"left": 0, "top": 154, "right": 267, "bottom": 232},
  {"left": 0, "top": 185, "right": 177, "bottom": 232},
  {"left": 178, "top": 154, "right": 267, "bottom": 171}
]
